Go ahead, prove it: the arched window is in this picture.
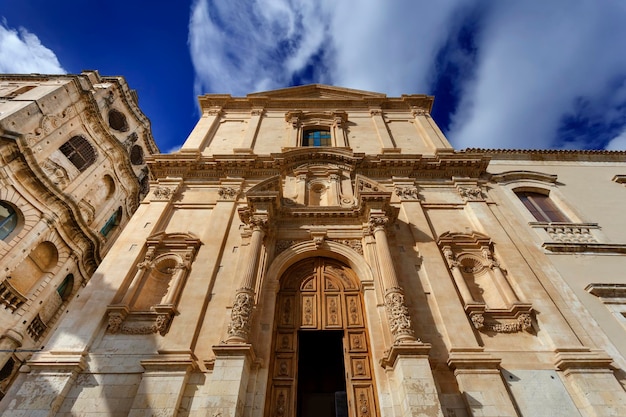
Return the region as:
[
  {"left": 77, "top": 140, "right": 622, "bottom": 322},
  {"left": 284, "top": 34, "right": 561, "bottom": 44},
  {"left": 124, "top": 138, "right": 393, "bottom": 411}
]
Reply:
[
  {"left": 108, "top": 109, "right": 129, "bottom": 132},
  {"left": 0, "top": 202, "right": 18, "bottom": 240},
  {"left": 59, "top": 136, "right": 97, "bottom": 172},
  {"left": 302, "top": 128, "right": 331, "bottom": 147},
  {"left": 515, "top": 191, "right": 569, "bottom": 222}
]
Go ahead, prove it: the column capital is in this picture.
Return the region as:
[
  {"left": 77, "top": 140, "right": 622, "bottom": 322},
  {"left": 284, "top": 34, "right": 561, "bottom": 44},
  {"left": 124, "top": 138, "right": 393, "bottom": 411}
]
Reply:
[
  {"left": 368, "top": 214, "right": 389, "bottom": 234},
  {"left": 238, "top": 208, "right": 270, "bottom": 232}
]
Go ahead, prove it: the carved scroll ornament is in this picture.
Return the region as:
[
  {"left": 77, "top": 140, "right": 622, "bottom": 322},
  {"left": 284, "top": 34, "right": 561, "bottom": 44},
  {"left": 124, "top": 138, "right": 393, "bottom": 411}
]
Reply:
[
  {"left": 384, "top": 289, "right": 415, "bottom": 340},
  {"left": 226, "top": 290, "right": 255, "bottom": 341}
]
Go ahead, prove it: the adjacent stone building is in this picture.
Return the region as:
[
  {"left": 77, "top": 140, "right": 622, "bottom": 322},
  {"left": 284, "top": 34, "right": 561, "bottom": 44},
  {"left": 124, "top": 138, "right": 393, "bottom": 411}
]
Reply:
[
  {"left": 0, "top": 71, "right": 158, "bottom": 398},
  {"left": 1, "top": 84, "right": 625, "bottom": 417}
]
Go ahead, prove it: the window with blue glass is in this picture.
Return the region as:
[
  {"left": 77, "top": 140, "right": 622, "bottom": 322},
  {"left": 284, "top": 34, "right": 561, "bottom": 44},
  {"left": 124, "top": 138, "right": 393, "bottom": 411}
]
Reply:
[
  {"left": 0, "top": 201, "right": 18, "bottom": 240},
  {"left": 303, "top": 128, "right": 331, "bottom": 147}
]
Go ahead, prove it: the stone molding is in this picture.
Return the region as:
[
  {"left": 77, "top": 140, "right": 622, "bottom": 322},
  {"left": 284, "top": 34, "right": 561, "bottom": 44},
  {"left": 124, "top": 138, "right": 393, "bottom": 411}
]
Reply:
[
  {"left": 379, "top": 342, "right": 431, "bottom": 369},
  {"left": 554, "top": 348, "right": 614, "bottom": 371},
  {"left": 147, "top": 149, "right": 490, "bottom": 182},
  {"left": 543, "top": 242, "right": 626, "bottom": 254},
  {"left": 585, "top": 283, "right": 626, "bottom": 299}
]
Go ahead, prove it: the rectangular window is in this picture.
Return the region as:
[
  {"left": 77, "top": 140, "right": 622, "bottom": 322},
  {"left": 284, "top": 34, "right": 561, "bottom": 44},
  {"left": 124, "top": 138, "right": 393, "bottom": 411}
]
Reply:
[
  {"left": 303, "top": 129, "right": 331, "bottom": 147},
  {"left": 516, "top": 191, "right": 569, "bottom": 222}
]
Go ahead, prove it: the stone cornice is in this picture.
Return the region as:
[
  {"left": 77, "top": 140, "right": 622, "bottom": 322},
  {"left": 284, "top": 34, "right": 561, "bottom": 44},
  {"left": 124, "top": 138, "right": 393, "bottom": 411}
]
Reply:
[
  {"left": 147, "top": 150, "right": 490, "bottom": 181},
  {"left": 101, "top": 76, "right": 159, "bottom": 154},
  {"left": 465, "top": 148, "right": 626, "bottom": 162},
  {"left": 198, "top": 85, "right": 434, "bottom": 113}
]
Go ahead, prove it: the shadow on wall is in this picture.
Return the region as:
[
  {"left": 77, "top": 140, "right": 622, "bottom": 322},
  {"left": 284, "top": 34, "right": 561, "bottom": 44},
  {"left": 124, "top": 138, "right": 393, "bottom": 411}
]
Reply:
[{"left": 0, "top": 271, "right": 163, "bottom": 416}]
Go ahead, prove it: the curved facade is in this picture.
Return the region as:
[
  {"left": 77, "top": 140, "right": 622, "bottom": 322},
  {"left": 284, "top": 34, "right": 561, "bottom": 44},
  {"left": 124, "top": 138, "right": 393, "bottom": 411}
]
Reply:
[{"left": 0, "top": 71, "right": 158, "bottom": 397}]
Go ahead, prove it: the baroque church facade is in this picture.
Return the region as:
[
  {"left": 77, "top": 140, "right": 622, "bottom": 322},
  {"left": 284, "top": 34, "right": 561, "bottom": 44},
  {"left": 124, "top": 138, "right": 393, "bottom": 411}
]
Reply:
[
  {"left": 0, "top": 71, "right": 158, "bottom": 398},
  {"left": 1, "top": 83, "right": 626, "bottom": 417}
]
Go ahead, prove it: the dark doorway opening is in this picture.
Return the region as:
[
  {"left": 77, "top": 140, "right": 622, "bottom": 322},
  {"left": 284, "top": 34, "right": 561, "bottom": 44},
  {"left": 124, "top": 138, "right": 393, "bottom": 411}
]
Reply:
[{"left": 297, "top": 330, "right": 348, "bottom": 417}]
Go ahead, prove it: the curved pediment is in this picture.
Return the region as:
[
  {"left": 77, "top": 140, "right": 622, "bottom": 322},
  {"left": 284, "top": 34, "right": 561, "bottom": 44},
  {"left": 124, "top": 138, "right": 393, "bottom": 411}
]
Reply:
[
  {"left": 437, "top": 231, "right": 492, "bottom": 249},
  {"left": 272, "top": 147, "right": 362, "bottom": 174},
  {"left": 490, "top": 170, "right": 558, "bottom": 184},
  {"left": 145, "top": 231, "right": 202, "bottom": 246}
]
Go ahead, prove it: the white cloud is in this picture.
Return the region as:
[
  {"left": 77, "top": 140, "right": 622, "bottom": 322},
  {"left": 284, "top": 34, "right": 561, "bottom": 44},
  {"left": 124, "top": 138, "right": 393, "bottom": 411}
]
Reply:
[
  {"left": 188, "top": 0, "right": 463, "bottom": 94},
  {"left": 0, "top": 21, "right": 65, "bottom": 74},
  {"left": 606, "top": 130, "right": 626, "bottom": 151},
  {"left": 188, "top": 1, "right": 626, "bottom": 150},
  {"left": 449, "top": 1, "right": 626, "bottom": 149}
]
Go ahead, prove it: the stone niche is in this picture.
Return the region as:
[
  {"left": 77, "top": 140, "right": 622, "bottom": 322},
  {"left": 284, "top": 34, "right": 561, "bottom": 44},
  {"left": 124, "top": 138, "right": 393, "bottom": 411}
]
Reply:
[
  {"left": 106, "top": 232, "right": 202, "bottom": 336},
  {"left": 438, "top": 231, "right": 533, "bottom": 334}
]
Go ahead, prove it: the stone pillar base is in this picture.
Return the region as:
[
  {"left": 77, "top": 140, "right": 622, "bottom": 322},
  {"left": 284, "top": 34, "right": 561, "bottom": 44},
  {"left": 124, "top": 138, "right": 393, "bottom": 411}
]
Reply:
[
  {"left": 129, "top": 351, "right": 197, "bottom": 417},
  {"left": 202, "top": 344, "right": 256, "bottom": 417},
  {"left": 448, "top": 350, "right": 517, "bottom": 417}
]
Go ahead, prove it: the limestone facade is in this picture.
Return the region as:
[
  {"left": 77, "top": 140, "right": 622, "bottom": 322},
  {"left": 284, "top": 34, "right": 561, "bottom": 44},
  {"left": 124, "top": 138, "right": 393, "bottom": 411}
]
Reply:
[
  {"left": 1, "top": 84, "right": 625, "bottom": 417},
  {"left": 0, "top": 71, "right": 158, "bottom": 398}
]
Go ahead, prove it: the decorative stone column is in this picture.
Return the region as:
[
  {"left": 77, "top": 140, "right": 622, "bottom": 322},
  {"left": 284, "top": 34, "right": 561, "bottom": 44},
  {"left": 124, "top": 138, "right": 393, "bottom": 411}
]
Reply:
[
  {"left": 442, "top": 246, "right": 475, "bottom": 305},
  {"left": 225, "top": 210, "right": 268, "bottom": 343},
  {"left": 482, "top": 248, "right": 518, "bottom": 306},
  {"left": 368, "top": 213, "right": 416, "bottom": 343}
]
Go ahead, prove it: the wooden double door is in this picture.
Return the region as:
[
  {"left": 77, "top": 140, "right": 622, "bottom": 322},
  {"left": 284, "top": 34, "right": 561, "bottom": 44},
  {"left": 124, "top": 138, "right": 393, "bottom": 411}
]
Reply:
[{"left": 266, "top": 258, "right": 378, "bottom": 417}]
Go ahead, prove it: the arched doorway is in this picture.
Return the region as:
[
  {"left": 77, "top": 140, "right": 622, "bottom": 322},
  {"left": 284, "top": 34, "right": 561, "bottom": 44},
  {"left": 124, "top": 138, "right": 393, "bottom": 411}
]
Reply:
[{"left": 266, "top": 257, "right": 378, "bottom": 417}]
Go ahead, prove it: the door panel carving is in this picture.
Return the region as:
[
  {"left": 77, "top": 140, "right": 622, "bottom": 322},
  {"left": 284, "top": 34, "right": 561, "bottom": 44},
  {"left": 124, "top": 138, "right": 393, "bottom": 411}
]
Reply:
[{"left": 266, "top": 257, "right": 378, "bottom": 417}]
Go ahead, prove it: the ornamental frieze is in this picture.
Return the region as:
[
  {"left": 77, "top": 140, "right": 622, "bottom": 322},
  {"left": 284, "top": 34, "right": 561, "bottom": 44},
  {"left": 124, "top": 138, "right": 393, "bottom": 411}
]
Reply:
[
  {"left": 470, "top": 312, "right": 533, "bottom": 333},
  {"left": 151, "top": 185, "right": 177, "bottom": 201},
  {"left": 218, "top": 186, "right": 239, "bottom": 200},
  {"left": 107, "top": 311, "right": 174, "bottom": 336},
  {"left": 457, "top": 186, "right": 484, "bottom": 201},
  {"left": 394, "top": 185, "right": 420, "bottom": 200}
]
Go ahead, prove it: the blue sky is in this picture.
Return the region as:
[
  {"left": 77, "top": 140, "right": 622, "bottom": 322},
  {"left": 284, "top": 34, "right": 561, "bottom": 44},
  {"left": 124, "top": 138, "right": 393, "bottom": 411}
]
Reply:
[{"left": 2, "top": 0, "right": 626, "bottom": 153}]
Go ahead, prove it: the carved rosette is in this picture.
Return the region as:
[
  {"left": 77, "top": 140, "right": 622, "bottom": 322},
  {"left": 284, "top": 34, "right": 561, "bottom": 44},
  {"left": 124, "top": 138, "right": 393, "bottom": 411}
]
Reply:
[
  {"left": 458, "top": 186, "right": 484, "bottom": 202},
  {"left": 226, "top": 290, "right": 255, "bottom": 342},
  {"left": 152, "top": 186, "right": 176, "bottom": 201},
  {"left": 394, "top": 186, "right": 420, "bottom": 200},
  {"left": 384, "top": 288, "right": 415, "bottom": 341},
  {"left": 470, "top": 312, "right": 533, "bottom": 333},
  {"left": 217, "top": 186, "right": 239, "bottom": 200}
]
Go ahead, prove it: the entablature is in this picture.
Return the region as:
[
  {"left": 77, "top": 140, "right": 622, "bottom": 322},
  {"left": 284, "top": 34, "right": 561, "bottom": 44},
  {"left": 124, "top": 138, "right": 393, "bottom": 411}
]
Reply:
[{"left": 146, "top": 149, "right": 490, "bottom": 182}]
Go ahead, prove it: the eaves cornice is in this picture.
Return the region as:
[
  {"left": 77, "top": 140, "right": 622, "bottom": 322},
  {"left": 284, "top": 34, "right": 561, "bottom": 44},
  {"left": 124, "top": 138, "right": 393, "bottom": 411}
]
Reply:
[{"left": 465, "top": 148, "right": 626, "bottom": 162}]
